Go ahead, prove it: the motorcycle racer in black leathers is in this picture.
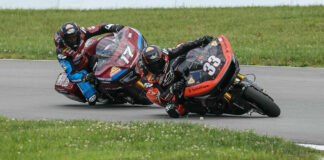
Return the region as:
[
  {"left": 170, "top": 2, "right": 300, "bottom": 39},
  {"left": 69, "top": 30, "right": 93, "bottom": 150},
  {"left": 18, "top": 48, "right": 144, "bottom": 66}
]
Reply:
[{"left": 138, "top": 35, "right": 213, "bottom": 118}]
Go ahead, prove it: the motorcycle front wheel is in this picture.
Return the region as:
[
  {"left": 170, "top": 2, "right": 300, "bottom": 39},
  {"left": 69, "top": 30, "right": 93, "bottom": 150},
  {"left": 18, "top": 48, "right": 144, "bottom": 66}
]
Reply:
[{"left": 243, "top": 86, "right": 281, "bottom": 117}]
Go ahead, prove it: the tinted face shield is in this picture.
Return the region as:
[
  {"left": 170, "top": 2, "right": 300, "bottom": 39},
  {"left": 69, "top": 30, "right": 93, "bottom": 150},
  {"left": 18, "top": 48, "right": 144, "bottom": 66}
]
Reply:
[
  {"left": 66, "top": 36, "right": 77, "bottom": 45},
  {"left": 63, "top": 30, "right": 81, "bottom": 50},
  {"left": 146, "top": 58, "right": 165, "bottom": 75}
]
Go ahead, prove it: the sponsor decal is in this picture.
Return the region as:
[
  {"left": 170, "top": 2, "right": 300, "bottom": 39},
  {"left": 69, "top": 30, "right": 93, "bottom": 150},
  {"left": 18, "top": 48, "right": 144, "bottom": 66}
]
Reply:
[
  {"left": 110, "top": 66, "right": 121, "bottom": 77},
  {"left": 147, "top": 73, "right": 155, "bottom": 81},
  {"left": 67, "top": 28, "right": 75, "bottom": 34},
  {"left": 56, "top": 74, "right": 69, "bottom": 86},
  {"left": 57, "top": 54, "right": 67, "bottom": 60},
  {"left": 189, "top": 84, "right": 209, "bottom": 93},
  {"left": 188, "top": 75, "right": 195, "bottom": 85},
  {"left": 145, "top": 47, "right": 154, "bottom": 52},
  {"left": 66, "top": 24, "right": 76, "bottom": 34},
  {"left": 65, "top": 24, "right": 73, "bottom": 29},
  {"left": 144, "top": 83, "right": 153, "bottom": 89},
  {"left": 211, "top": 40, "right": 217, "bottom": 46},
  {"left": 104, "top": 24, "right": 113, "bottom": 30},
  {"left": 63, "top": 48, "right": 74, "bottom": 54},
  {"left": 128, "top": 33, "right": 132, "bottom": 38}
]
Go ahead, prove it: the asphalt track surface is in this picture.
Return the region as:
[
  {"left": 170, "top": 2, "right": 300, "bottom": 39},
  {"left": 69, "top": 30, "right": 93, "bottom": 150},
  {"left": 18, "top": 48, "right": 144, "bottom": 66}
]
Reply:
[{"left": 0, "top": 59, "right": 324, "bottom": 145}]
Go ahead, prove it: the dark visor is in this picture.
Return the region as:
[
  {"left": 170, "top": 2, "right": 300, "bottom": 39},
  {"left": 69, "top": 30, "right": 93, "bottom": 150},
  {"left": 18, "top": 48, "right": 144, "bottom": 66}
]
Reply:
[{"left": 147, "top": 59, "right": 165, "bottom": 75}]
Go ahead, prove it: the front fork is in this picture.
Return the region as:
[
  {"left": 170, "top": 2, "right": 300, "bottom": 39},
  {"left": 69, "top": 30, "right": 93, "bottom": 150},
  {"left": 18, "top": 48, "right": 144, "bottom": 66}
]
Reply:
[
  {"left": 223, "top": 73, "right": 245, "bottom": 102},
  {"left": 135, "top": 80, "right": 146, "bottom": 91}
]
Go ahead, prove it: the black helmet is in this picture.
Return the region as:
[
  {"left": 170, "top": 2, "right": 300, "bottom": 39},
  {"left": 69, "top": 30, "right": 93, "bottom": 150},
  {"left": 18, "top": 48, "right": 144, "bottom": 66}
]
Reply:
[
  {"left": 141, "top": 45, "right": 166, "bottom": 75},
  {"left": 59, "top": 22, "right": 81, "bottom": 50}
]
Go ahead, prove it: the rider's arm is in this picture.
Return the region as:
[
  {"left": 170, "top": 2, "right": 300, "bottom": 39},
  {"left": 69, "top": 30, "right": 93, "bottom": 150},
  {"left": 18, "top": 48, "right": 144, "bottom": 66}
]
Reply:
[
  {"left": 58, "top": 58, "right": 87, "bottom": 83},
  {"left": 167, "top": 36, "right": 213, "bottom": 60},
  {"left": 81, "top": 23, "right": 124, "bottom": 39}
]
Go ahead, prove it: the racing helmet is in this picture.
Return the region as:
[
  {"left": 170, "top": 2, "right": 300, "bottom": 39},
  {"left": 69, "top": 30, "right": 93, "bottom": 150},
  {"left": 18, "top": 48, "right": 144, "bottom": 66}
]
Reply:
[
  {"left": 59, "top": 22, "right": 81, "bottom": 50},
  {"left": 141, "top": 45, "right": 166, "bottom": 75}
]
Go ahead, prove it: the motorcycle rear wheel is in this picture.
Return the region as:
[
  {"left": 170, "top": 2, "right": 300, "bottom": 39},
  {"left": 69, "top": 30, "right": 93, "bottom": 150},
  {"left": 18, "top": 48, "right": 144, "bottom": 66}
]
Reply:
[{"left": 243, "top": 86, "right": 281, "bottom": 117}]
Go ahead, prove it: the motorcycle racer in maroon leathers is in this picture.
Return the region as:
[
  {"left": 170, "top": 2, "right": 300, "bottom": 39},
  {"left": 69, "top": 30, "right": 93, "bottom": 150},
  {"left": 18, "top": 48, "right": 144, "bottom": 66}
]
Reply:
[
  {"left": 139, "top": 35, "right": 213, "bottom": 118},
  {"left": 54, "top": 22, "right": 124, "bottom": 105}
]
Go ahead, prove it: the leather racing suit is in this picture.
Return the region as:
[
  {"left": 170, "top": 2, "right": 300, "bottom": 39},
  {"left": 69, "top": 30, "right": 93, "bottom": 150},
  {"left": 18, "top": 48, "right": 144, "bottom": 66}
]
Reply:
[{"left": 139, "top": 36, "right": 213, "bottom": 117}]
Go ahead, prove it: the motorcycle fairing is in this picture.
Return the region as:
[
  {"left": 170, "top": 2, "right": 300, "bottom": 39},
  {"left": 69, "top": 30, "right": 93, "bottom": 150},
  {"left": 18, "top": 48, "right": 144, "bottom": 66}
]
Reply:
[
  {"left": 83, "top": 36, "right": 111, "bottom": 56},
  {"left": 184, "top": 35, "right": 233, "bottom": 97},
  {"left": 94, "top": 27, "right": 145, "bottom": 86},
  {"left": 55, "top": 72, "right": 86, "bottom": 102}
]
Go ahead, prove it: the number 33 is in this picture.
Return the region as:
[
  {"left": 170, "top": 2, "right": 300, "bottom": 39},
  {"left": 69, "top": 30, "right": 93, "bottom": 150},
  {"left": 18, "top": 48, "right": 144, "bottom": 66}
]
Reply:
[{"left": 203, "top": 55, "right": 221, "bottom": 76}]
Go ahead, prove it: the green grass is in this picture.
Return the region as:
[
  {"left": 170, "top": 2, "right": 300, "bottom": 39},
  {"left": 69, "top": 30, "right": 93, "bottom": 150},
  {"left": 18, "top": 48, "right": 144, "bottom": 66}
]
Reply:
[
  {"left": 0, "top": 6, "right": 324, "bottom": 67},
  {"left": 0, "top": 116, "right": 323, "bottom": 160},
  {"left": 1, "top": 6, "right": 324, "bottom": 67}
]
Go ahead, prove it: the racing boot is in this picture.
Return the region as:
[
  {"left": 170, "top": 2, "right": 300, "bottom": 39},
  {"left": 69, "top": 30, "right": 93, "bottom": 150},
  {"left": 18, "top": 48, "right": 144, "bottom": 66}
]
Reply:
[
  {"left": 87, "top": 94, "right": 97, "bottom": 106},
  {"left": 165, "top": 103, "right": 187, "bottom": 118}
]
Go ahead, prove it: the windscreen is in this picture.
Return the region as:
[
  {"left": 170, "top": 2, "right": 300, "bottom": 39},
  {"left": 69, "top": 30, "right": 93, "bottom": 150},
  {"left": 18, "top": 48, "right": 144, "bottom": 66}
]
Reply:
[
  {"left": 95, "top": 32, "right": 124, "bottom": 71},
  {"left": 178, "top": 40, "right": 227, "bottom": 86},
  {"left": 94, "top": 27, "right": 146, "bottom": 81}
]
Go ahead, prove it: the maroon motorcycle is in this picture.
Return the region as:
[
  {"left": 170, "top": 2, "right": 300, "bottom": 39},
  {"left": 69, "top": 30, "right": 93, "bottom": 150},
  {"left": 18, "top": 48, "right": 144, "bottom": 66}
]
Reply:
[{"left": 55, "top": 27, "right": 151, "bottom": 105}]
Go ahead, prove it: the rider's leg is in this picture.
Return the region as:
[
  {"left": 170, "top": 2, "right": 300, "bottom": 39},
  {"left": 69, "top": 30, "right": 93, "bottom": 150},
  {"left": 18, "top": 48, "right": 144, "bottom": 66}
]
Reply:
[
  {"left": 71, "top": 70, "right": 97, "bottom": 105},
  {"left": 77, "top": 81, "right": 97, "bottom": 105},
  {"left": 165, "top": 96, "right": 187, "bottom": 118}
]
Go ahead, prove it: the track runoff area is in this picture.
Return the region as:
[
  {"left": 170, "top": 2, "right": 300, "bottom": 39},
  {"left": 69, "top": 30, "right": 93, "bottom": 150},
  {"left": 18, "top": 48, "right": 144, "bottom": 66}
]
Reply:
[{"left": 1, "top": 59, "right": 324, "bottom": 152}]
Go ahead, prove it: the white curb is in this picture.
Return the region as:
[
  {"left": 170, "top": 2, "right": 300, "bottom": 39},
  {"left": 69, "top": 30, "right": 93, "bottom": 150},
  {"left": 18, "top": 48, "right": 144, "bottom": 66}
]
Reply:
[{"left": 299, "top": 144, "right": 324, "bottom": 151}]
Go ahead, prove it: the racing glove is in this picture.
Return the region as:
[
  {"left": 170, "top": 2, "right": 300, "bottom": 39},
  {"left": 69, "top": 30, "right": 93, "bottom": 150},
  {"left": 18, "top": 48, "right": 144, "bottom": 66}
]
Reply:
[
  {"left": 113, "top": 24, "right": 124, "bottom": 32},
  {"left": 200, "top": 35, "right": 214, "bottom": 47},
  {"left": 104, "top": 24, "right": 124, "bottom": 32},
  {"left": 171, "top": 79, "right": 186, "bottom": 95},
  {"left": 82, "top": 72, "right": 96, "bottom": 83}
]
